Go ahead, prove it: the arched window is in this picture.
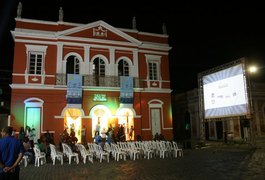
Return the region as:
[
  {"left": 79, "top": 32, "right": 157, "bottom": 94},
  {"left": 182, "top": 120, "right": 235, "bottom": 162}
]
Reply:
[
  {"left": 66, "top": 55, "right": 80, "bottom": 74},
  {"left": 93, "top": 57, "right": 105, "bottom": 77},
  {"left": 118, "top": 59, "right": 129, "bottom": 76}
]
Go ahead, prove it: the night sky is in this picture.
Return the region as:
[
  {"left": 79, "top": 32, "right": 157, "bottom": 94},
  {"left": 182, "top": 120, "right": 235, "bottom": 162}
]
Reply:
[{"left": 1, "top": 0, "right": 265, "bottom": 94}]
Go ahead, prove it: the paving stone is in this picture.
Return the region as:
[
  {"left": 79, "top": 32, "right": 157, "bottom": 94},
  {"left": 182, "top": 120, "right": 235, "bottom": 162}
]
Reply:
[{"left": 19, "top": 143, "right": 265, "bottom": 180}]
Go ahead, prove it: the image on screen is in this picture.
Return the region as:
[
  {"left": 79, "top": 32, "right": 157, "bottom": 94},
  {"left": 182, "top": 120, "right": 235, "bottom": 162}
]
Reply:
[{"left": 202, "top": 63, "right": 250, "bottom": 118}]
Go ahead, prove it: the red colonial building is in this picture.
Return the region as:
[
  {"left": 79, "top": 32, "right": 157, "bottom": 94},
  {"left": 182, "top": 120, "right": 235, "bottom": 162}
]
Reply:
[{"left": 10, "top": 7, "right": 173, "bottom": 144}]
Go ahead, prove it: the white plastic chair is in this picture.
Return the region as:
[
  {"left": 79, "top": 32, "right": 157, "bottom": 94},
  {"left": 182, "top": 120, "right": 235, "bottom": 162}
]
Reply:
[
  {"left": 125, "top": 142, "right": 141, "bottom": 160},
  {"left": 87, "top": 143, "right": 96, "bottom": 157},
  {"left": 112, "top": 144, "right": 127, "bottom": 161},
  {"left": 104, "top": 143, "right": 113, "bottom": 158},
  {"left": 76, "top": 144, "right": 93, "bottom": 164},
  {"left": 33, "top": 147, "right": 46, "bottom": 167},
  {"left": 158, "top": 141, "right": 170, "bottom": 159},
  {"left": 172, "top": 141, "right": 183, "bottom": 157},
  {"left": 165, "top": 141, "right": 175, "bottom": 157},
  {"left": 62, "top": 143, "right": 79, "bottom": 164},
  {"left": 94, "top": 144, "right": 109, "bottom": 163},
  {"left": 142, "top": 143, "right": 155, "bottom": 160},
  {"left": 50, "top": 144, "right": 63, "bottom": 165},
  {"left": 20, "top": 155, "right": 29, "bottom": 167}
]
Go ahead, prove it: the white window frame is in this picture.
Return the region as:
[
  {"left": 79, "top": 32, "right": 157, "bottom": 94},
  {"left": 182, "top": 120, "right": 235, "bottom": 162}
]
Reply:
[
  {"left": 145, "top": 55, "right": 161, "bottom": 80},
  {"left": 148, "top": 61, "right": 158, "bottom": 80},
  {"left": 118, "top": 59, "right": 129, "bottom": 76},
  {"left": 25, "top": 45, "right": 47, "bottom": 75},
  {"left": 28, "top": 52, "right": 43, "bottom": 74},
  {"left": 145, "top": 55, "right": 161, "bottom": 88},
  {"left": 74, "top": 57, "right": 80, "bottom": 74}
]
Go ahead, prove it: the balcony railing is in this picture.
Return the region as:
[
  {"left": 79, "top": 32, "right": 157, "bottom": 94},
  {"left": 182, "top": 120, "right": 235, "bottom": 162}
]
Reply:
[{"left": 56, "top": 74, "right": 143, "bottom": 88}]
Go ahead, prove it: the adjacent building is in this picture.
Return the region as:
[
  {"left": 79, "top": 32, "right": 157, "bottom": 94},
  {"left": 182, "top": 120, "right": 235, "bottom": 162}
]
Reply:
[{"left": 172, "top": 82, "right": 265, "bottom": 142}]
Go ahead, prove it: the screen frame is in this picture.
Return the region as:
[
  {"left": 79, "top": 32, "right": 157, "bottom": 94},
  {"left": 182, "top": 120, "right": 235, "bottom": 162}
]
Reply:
[{"left": 198, "top": 58, "right": 251, "bottom": 120}]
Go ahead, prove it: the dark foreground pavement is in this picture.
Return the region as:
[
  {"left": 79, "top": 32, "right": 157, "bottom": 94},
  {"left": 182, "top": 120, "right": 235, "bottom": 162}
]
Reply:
[{"left": 20, "top": 145, "right": 265, "bottom": 180}]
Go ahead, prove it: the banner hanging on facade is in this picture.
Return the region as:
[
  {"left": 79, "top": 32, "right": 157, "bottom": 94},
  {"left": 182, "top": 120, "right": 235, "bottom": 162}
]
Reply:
[
  {"left": 67, "top": 74, "right": 82, "bottom": 104},
  {"left": 120, "top": 76, "right": 134, "bottom": 104}
]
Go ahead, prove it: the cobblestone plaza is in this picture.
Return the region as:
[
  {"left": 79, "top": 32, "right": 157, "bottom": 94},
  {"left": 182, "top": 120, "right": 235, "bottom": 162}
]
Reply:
[{"left": 20, "top": 143, "right": 265, "bottom": 180}]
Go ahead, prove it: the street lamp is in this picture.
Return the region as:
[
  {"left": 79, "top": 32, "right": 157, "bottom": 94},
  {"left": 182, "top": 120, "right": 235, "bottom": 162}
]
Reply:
[{"left": 248, "top": 65, "right": 258, "bottom": 73}]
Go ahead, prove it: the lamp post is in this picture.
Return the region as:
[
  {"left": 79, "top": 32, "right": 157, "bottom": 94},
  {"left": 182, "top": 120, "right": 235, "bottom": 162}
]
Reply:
[
  {"left": 247, "top": 62, "right": 265, "bottom": 145},
  {"left": 247, "top": 64, "right": 257, "bottom": 145}
]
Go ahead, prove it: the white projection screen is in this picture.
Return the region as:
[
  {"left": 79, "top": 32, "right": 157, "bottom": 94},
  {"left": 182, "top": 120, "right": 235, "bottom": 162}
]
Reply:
[{"left": 202, "top": 63, "right": 250, "bottom": 119}]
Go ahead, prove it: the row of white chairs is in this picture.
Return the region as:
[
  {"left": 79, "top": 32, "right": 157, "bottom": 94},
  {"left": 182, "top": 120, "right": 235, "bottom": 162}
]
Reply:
[
  {"left": 87, "top": 143, "right": 110, "bottom": 163},
  {"left": 104, "top": 142, "right": 141, "bottom": 161},
  {"left": 111, "top": 141, "right": 183, "bottom": 160},
  {"left": 61, "top": 143, "right": 109, "bottom": 164},
  {"left": 89, "top": 140, "right": 184, "bottom": 162},
  {"left": 21, "top": 140, "right": 183, "bottom": 167}
]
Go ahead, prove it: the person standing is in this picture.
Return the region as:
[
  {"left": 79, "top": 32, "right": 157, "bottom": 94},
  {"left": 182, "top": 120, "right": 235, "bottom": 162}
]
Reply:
[
  {"left": 18, "top": 127, "right": 25, "bottom": 142},
  {"left": 29, "top": 128, "right": 36, "bottom": 143},
  {"left": 81, "top": 125, "right": 86, "bottom": 144},
  {"left": 107, "top": 124, "right": 114, "bottom": 143},
  {"left": 129, "top": 125, "right": 134, "bottom": 141},
  {"left": 101, "top": 128, "right": 107, "bottom": 143},
  {"left": 0, "top": 126, "right": 24, "bottom": 180},
  {"left": 95, "top": 121, "right": 101, "bottom": 137}
]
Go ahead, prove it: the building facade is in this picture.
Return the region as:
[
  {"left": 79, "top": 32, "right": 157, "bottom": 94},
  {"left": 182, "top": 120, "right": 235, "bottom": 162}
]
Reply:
[{"left": 10, "top": 15, "right": 173, "bottom": 144}]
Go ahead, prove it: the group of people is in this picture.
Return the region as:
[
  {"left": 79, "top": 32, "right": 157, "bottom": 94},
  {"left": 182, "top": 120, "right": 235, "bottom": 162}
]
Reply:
[
  {"left": 94, "top": 123, "right": 134, "bottom": 145},
  {"left": 117, "top": 124, "right": 134, "bottom": 141},
  {"left": 59, "top": 127, "right": 79, "bottom": 152},
  {"left": 0, "top": 124, "right": 166, "bottom": 179},
  {"left": 0, "top": 125, "right": 55, "bottom": 179},
  {"left": 94, "top": 125, "right": 114, "bottom": 144},
  {"left": 18, "top": 126, "right": 36, "bottom": 143},
  {"left": 154, "top": 133, "right": 166, "bottom": 141}
]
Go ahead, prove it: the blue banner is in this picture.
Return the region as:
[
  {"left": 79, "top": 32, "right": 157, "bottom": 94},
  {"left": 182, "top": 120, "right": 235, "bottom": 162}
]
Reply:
[
  {"left": 120, "top": 76, "right": 133, "bottom": 104},
  {"left": 67, "top": 74, "right": 82, "bottom": 104}
]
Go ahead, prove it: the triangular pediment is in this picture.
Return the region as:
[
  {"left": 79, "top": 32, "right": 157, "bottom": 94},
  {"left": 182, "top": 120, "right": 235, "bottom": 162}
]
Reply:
[{"left": 57, "top": 20, "right": 142, "bottom": 45}]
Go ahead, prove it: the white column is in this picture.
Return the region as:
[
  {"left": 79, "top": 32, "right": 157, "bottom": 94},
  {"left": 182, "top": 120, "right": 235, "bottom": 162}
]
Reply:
[
  {"left": 108, "top": 47, "right": 115, "bottom": 76},
  {"left": 84, "top": 45, "right": 90, "bottom": 75},
  {"left": 56, "top": 43, "right": 63, "bottom": 74},
  {"left": 132, "top": 49, "right": 139, "bottom": 77},
  {"left": 62, "top": 61, "right": 67, "bottom": 74}
]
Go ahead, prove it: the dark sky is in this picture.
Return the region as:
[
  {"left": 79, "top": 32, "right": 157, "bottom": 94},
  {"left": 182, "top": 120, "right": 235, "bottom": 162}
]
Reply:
[{"left": 1, "top": 0, "right": 265, "bottom": 94}]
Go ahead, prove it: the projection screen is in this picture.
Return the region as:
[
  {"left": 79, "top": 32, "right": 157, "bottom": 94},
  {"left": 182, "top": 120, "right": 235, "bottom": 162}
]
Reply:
[{"left": 202, "top": 63, "right": 250, "bottom": 119}]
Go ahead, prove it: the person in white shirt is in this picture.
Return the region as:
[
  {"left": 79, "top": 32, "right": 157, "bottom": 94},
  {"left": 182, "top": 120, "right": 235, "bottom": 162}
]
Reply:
[{"left": 101, "top": 128, "right": 107, "bottom": 143}]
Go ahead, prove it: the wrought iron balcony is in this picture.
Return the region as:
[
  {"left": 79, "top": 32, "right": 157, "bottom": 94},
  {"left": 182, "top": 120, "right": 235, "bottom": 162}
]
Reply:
[{"left": 56, "top": 74, "right": 143, "bottom": 88}]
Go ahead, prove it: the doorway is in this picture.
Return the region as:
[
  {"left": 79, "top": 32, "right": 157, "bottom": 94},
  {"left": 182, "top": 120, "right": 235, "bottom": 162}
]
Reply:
[
  {"left": 151, "top": 108, "right": 161, "bottom": 136},
  {"left": 216, "top": 121, "right": 223, "bottom": 140},
  {"left": 26, "top": 107, "right": 41, "bottom": 141},
  {"left": 64, "top": 108, "right": 82, "bottom": 143}
]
